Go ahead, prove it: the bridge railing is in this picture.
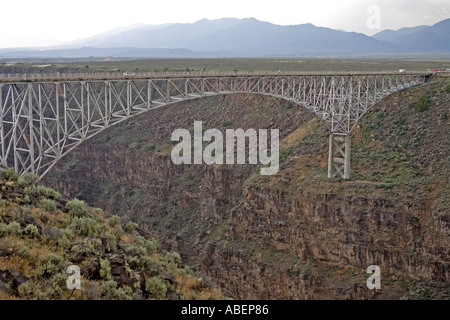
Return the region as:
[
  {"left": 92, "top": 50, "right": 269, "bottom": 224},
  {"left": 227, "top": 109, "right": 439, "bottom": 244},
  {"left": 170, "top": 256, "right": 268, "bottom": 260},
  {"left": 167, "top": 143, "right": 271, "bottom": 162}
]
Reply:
[{"left": 0, "top": 70, "right": 432, "bottom": 82}]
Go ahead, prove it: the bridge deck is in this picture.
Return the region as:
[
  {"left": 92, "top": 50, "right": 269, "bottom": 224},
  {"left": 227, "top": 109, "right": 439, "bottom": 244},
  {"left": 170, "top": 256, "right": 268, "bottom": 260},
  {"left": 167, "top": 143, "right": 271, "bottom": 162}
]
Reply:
[{"left": 0, "top": 70, "right": 433, "bottom": 83}]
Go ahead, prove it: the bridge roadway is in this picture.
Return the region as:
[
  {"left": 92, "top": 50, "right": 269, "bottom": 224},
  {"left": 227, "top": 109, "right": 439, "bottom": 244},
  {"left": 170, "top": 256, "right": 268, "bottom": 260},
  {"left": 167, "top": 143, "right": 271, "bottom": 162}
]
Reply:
[
  {"left": 0, "top": 70, "right": 432, "bottom": 179},
  {"left": 0, "top": 70, "right": 432, "bottom": 83}
]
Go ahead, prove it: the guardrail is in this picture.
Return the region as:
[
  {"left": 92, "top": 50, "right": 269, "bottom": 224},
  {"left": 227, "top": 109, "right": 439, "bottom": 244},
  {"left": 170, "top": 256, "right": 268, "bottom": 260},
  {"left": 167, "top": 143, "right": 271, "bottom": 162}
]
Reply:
[{"left": 0, "top": 70, "right": 433, "bottom": 82}]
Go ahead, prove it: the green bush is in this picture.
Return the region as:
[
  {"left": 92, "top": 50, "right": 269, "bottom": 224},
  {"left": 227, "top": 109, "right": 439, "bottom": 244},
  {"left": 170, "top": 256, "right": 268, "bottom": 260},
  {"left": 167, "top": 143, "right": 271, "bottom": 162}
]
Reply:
[
  {"left": 100, "top": 280, "right": 133, "bottom": 300},
  {"left": 69, "top": 217, "right": 99, "bottom": 237},
  {"left": 126, "top": 244, "right": 148, "bottom": 269},
  {"left": 17, "top": 173, "right": 39, "bottom": 187},
  {"left": 41, "top": 226, "right": 62, "bottom": 243},
  {"left": 7, "top": 221, "right": 22, "bottom": 236},
  {"left": 100, "top": 258, "right": 112, "bottom": 280},
  {"left": 143, "top": 257, "right": 164, "bottom": 276},
  {"left": 0, "top": 168, "right": 18, "bottom": 182},
  {"left": 136, "top": 236, "right": 160, "bottom": 253},
  {"left": 18, "top": 281, "right": 35, "bottom": 299},
  {"left": 37, "top": 254, "right": 64, "bottom": 279},
  {"left": 145, "top": 276, "right": 167, "bottom": 299},
  {"left": 124, "top": 221, "right": 138, "bottom": 233},
  {"left": 143, "top": 144, "right": 156, "bottom": 152},
  {"left": 104, "top": 231, "right": 117, "bottom": 251},
  {"left": 416, "top": 95, "right": 429, "bottom": 113},
  {"left": 17, "top": 246, "right": 31, "bottom": 259},
  {"left": 24, "top": 224, "right": 39, "bottom": 238},
  {"left": 66, "top": 198, "right": 90, "bottom": 218},
  {"left": 15, "top": 205, "right": 31, "bottom": 218},
  {"left": 40, "top": 199, "right": 57, "bottom": 213},
  {"left": 165, "top": 252, "right": 182, "bottom": 265},
  {"left": 108, "top": 215, "right": 121, "bottom": 227},
  {"left": 24, "top": 185, "right": 61, "bottom": 200},
  {"left": 59, "top": 215, "right": 72, "bottom": 228},
  {"left": 35, "top": 273, "right": 67, "bottom": 300},
  {"left": 57, "top": 234, "right": 71, "bottom": 248},
  {"left": 0, "top": 223, "right": 8, "bottom": 236},
  {"left": 445, "top": 84, "right": 450, "bottom": 93}
]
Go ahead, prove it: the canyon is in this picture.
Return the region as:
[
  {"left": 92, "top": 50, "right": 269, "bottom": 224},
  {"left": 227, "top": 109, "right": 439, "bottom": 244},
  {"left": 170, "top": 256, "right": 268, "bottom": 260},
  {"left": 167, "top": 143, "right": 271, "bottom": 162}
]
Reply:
[{"left": 43, "top": 75, "right": 450, "bottom": 299}]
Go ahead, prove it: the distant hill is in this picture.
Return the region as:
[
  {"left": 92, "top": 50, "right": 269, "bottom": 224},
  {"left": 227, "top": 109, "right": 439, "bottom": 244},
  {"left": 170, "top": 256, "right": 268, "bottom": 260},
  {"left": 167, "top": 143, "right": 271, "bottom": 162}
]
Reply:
[
  {"left": 75, "top": 18, "right": 396, "bottom": 56},
  {"left": 0, "top": 47, "right": 200, "bottom": 59},
  {"left": 1, "top": 18, "right": 449, "bottom": 58},
  {"left": 372, "top": 25, "right": 430, "bottom": 42},
  {"left": 372, "top": 19, "right": 450, "bottom": 52}
]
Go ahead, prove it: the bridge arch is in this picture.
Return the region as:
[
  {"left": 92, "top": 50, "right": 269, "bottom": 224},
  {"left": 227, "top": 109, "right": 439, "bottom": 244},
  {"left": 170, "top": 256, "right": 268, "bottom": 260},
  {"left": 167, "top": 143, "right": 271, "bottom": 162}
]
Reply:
[{"left": 0, "top": 72, "right": 429, "bottom": 178}]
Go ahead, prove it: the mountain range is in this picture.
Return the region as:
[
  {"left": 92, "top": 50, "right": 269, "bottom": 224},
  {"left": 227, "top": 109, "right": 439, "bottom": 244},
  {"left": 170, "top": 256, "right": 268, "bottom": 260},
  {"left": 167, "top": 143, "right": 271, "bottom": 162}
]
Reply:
[{"left": 1, "top": 18, "right": 449, "bottom": 58}]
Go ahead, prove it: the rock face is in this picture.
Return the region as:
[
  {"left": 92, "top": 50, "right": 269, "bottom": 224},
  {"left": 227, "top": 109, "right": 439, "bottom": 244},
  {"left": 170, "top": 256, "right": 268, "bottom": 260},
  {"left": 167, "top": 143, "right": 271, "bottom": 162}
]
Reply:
[
  {"left": 0, "top": 270, "right": 30, "bottom": 296},
  {"left": 44, "top": 82, "right": 450, "bottom": 299}
]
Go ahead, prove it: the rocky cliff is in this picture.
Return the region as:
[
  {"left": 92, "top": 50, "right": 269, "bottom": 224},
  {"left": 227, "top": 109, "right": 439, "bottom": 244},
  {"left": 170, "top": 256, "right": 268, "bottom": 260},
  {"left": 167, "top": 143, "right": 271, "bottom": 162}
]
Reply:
[{"left": 43, "top": 75, "right": 450, "bottom": 299}]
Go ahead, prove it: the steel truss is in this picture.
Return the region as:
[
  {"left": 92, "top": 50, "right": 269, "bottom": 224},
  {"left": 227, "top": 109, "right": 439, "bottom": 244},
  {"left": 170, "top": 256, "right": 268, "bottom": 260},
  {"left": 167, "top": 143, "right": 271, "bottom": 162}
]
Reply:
[{"left": 0, "top": 73, "right": 427, "bottom": 178}]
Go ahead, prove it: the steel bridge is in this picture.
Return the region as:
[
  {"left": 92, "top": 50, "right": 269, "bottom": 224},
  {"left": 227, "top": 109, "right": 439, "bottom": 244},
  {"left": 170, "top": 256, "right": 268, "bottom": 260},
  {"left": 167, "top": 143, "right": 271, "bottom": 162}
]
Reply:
[{"left": 0, "top": 71, "right": 431, "bottom": 179}]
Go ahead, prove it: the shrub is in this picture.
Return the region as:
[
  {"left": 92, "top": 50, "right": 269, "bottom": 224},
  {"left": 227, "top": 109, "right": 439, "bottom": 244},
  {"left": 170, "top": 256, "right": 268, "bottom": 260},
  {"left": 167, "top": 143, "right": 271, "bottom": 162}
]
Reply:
[
  {"left": 143, "top": 144, "right": 156, "bottom": 151},
  {"left": 108, "top": 215, "right": 121, "bottom": 227},
  {"left": 17, "top": 246, "right": 31, "bottom": 259},
  {"left": 143, "top": 257, "right": 164, "bottom": 276},
  {"left": 69, "top": 217, "right": 98, "bottom": 237},
  {"left": 37, "top": 254, "right": 64, "bottom": 279},
  {"left": 395, "top": 117, "right": 406, "bottom": 126},
  {"left": 66, "top": 199, "right": 90, "bottom": 218},
  {"left": 0, "top": 223, "right": 8, "bottom": 236},
  {"left": 15, "top": 205, "right": 32, "bottom": 218},
  {"left": 57, "top": 234, "right": 71, "bottom": 248},
  {"left": 145, "top": 276, "right": 167, "bottom": 299},
  {"left": 24, "top": 185, "right": 61, "bottom": 200},
  {"left": 42, "top": 226, "right": 62, "bottom": 243},
  {"left": 24, "top": 224, "right": 39, "bottom": 238},
  {"left": 17, "top": 173, "right": 39, "bottom": 187},
  {"left": 416, "top": 95, "right": 429, "bottom": 113},
  {"left": 100, "top": 280, "right": 133, "bottom": 300},
  {"left": 445, "top": 84, "right": 450, "bottom": 93},
  {"left": 59, "top": 215, "right": 72, "bottom": 228},
  {"left": 40, "top": 199, "right": 57, "bottom": 213},
  {"left": 82, "top": 282, "right": 101, "bottom": 300},
  {"left": 104, "top": 231, "right": 117, "bottom": 251},
  {"left": 92, "top": 208, "right": 104, "bottom": 216},
  {"left": 7, "top": 221, "right": 22, "bottom": 236},
  {"left": 124, "top": 221, "right": 138, "bottom": 233},
  {"left": 0, "top": 168, "right": 18, "bottom": 182},
  {"left": 165, "top": 252, "right": 182, "bottom": 265},
  {"left": 100, "top": 258, "right": 112, "bottom": 280},
  {"left": 136, "top": 236, "right": 160, "bottom": 253},
  {"left": 126, "top": 245, "right": 148, "bottom": 269},
  {"left": 34, "top": 273, "right": 67, "bottom": 300},
  {"left": 18, "top": 281, "right": 35, "bottom": 299}
]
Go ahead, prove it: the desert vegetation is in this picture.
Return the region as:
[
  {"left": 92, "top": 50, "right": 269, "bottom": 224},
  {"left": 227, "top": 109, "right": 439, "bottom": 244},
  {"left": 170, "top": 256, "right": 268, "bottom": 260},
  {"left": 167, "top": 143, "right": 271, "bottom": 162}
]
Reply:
[{"left": 0, "top": 168, "right": 226, "bottom": 300}]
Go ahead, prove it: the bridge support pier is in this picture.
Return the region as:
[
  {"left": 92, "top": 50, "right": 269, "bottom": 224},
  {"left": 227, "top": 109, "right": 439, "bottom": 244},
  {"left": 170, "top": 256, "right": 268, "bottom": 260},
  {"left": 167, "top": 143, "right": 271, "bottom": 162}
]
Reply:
[{"left": 328, "top": 133, "right": 351, "bottom": 179}]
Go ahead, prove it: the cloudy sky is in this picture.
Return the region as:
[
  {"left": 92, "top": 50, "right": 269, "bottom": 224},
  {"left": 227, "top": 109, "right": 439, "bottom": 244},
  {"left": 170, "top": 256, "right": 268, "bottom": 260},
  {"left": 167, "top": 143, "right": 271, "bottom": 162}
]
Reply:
[{"left": 0, "top": 0, "right": 448, "bottom": 48}]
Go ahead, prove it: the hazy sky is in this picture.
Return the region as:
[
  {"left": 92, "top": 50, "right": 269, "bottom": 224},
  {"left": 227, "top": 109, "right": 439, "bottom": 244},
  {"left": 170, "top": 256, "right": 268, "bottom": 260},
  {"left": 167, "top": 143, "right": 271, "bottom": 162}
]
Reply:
[{"left": 1, "top": 0, "right": 448, "bottom": 48}]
